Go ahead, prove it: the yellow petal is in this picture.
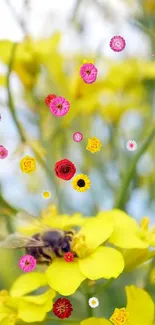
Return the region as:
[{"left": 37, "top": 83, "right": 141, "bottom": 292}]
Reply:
[
  {"left": 0, "top": 40, "right": 13, "bottom": 64},
  {"left": 21, "top": 289, "right": 55, "bottom": 304},
  {"left": 106, "top": 210, "right": 148, "bottom": 248},
  {"left": 42, "top": 214, "right": 85, "bottom": 230},
  {"left": 0, "top": 308, "right": 9, "bottom": 321},
  {"left": 17, "top": 300, "right": 50, "bottom": 322},
  {"left": 10, "top": 273, "right": 48, "bottom": 297},
  {"left": 1, "top": 318, "right": 12, "bottom": 325},
  {"left": 46, "top": 259, "right": 86, "bottom": 295},
  {"left": 149, "top": 233, "right": 155, "bottom": 246},
  {"left": 79, "top": 246, "right": 124, "bottom": 280},
  {"left": 123, "top": 248, "right": 149, "bottom": 271},
  {"left": 81, "top": 318, "right": 111, "bottom": 325},
  {"left": 17, "top": 289, "right": 55, "bottom": 322},
  {"left": 126, "top": 285, "right": 154, "bottom": 325},
  {"left": 79, "top": 214, "right": 114, "bottom": 250}
]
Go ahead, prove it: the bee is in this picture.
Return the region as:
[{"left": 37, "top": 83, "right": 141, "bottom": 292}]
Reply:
[{"left": 0, "top": 213, "right": 76, "bottom": 265}]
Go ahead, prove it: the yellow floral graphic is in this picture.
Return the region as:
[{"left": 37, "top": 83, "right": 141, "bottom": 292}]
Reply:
[
  {"left": 110, "top": 307, "right": 129, "bottom": 325},
  {"left": 20, "top": 155, "right": 36, "bottom": 173},
  {"left": 86, "top": 137, "right": 102, "bottom": 153}
]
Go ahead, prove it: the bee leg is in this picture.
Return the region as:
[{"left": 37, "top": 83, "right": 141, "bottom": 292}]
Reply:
[
  {"left": 64, "top": 236, "right": 73, "bottom": 242},
  {"left": 64, "top": 231, "right": 75, "bottom": 235},
  {"left": 37, "top": 260, "right": 51, "bottom": 266},
  {"left": 54, "top": 246, "right": 63, "bottom": 257}
]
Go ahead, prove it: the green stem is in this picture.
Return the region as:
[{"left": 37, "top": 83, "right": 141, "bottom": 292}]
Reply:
[
  {"left": 94, "top": 278, "right": 114, "bottom": 296},
  {"left": 6, "top": 43, "right": 59, "bottom": 197},
  {"left": 6, "top": 43, "right": 26, "bottom": 142},
  {"left": 131, "top": 19, "right": 155, "bottom": 41},
  {"left": 114, "top": 126, "right": 155, "bottom": 209}
]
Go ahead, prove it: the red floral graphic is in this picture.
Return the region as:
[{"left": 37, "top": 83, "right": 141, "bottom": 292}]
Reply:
[{"left": 54, "top": 159, "right": 76, "bottom": 180}]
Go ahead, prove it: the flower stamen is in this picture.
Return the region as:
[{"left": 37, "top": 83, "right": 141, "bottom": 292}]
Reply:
[{"left": 71, "top": 234, "right": 92, "bottom": 259}]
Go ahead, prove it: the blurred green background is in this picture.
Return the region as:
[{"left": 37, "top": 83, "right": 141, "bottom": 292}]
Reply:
[{"left": 0, "top": 0, "right": 155, "bottom": 324}]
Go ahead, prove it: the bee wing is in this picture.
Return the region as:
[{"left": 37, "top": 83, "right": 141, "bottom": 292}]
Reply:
[
  {"left": 16, "top": 211, "right": 42, "bottom": 224},
  {"left": 16, "top": 211, "right": 48, "bottom": 230},
  {"left": 0, "top": 233, "right": 45, "bottom": 249}
]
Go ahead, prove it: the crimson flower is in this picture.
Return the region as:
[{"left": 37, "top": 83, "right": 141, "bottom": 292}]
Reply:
[
  {"left": 54, "top": 159, "right": 76, "bottom": 180},
  {"left": 64, "top": 252, "right": 74, "bottom": 262},
  {"left": 53, "top": 298, "right": 73, "bottom": 319},
  {"left": 45, "top": 94, "right": 57, "bottom": 107}
]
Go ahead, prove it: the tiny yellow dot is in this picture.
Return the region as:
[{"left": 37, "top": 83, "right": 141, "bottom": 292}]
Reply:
[{"left": 42, "top": 191, "right": 51, "bottom": 199}]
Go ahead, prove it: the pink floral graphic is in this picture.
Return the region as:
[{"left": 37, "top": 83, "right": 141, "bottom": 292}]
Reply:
[
  {"left": 50, "top": 96, "right": 70, "bottom": 117},
  {"left": 80, "top": 63, "right": 98, "bottom": 84},
  {"left": 110, "top": 36, "right": 126, "bottom": 52},
  {"left": 19, "top": 254, "right": 36, "bottom": 272},
  {"left": 0, "top": 145, "right": 8, "bottom": 159},
  {"left": 126, "top": 140, "right": 137, "bottom": 152},
  {"left": 73, "top": 132, "right": 83, "bottom": 142}
]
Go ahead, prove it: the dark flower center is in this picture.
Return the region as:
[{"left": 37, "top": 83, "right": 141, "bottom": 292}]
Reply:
[
  {"left": 86, "top": 69, "right": 91, "bottom": 75},
  {"left": 77, "top": 179, "right": 85, "bottom": 187},
  {"left": 25, "top": 260, "right": 30, "bottom": 266},
  {"left": 62, "top": 166, "right": 70, "bottom": 173},
  {"left": 57, "top": 104, "right": 63, "bottom": 109}
]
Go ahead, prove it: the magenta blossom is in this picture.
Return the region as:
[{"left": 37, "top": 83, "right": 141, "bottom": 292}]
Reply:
[
  {"left": 50, "top": 96, "right": 70, "bottom": 117},
  {"left": 73, "top": 132, "right": 83, "bottom": 142},
  {"left": 110, "top": 36, "right": 126, "bottom": 52},
  {"left": 0, "top": 145, "right": 8, "bottom": 159},
  {"left": 19, "top": 254, "right": 36, "bottom": 272},
  {"left": 80, "top": 63, "right": 98, "bottom": 84}
]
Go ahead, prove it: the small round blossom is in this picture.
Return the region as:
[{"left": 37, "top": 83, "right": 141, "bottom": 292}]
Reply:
[
  {"left": 110, "top": 36, "right": 126, "bottom": 52},
  {"left": 88, "top": 297, "right": 99, "bottom": 308},
  {"left": 42, "top": 191, "right": 51, "bottom": 199},
  {"left": 80, "top": 62, "right": 98, "bottom": 84},
  {"left": 0, "top": 145, "right": 8, "bottom": 159},
  {"left": 19, "top": 254, "right": 36, "bottom": 272},
  {"left": 53, "top": 298, "right": 73, "bottom": 319},
  {"left": 45, "top": 94, "right": 57, "bottom": 107},
  {"left": 64, "top": 252, "right": 74, "bottom": 263},
  {"left": 86, "top": 137, "right": 102, "bottom": 153},
  {"left": 20, "top": 156, "right": 36, "bottom": 173},
  {"left": 50, "top": 96, "right": 70, "bottom": 117},
  {"left": 73, "top": 132, "right": 83, "bottom": 142},
  {"left": 110, "top": 307, "right": 129, "bottom": 325},
  {"left": 126, "top": 140, "right": 137, "bottom": 152}
]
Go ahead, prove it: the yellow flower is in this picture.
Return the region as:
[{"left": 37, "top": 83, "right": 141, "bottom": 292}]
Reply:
[
  {"left": 17, "top": 204, "right": 86, "bottom": 235},
  {"left": 110, "top": 307, "right": 129, "bottom": 325},
  {"left": 83, "top": 59, "right": 94, "bottom": 64},
  {"left": 81, "top": 285, "right": 154, "bottom": 325},
  {"left": 0, "top": 272, "right": 56, "bottom": 324},
  {"left": 45, "top": 214, "right": 124, "bottom": 295},
  {"left": 72, "top": 174, "right": 91, "bottom": 192},
  {"left": 0, "top": 32, "right": 61, "bottom": 89},
  {"left": 142, "top": 0, "right": 155, "bottom": 15},
  {"left": 86, "top": 137, "right": 102, "bottom": 153},
  {"left": 20, "top": 155, "right": 36, "bottom": 174},
  {"left": 97, "top": 210, "right": 155, "bottom": 271},
  {"left": 97, "top": 210, "right": 153, "bottom": 249}
]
